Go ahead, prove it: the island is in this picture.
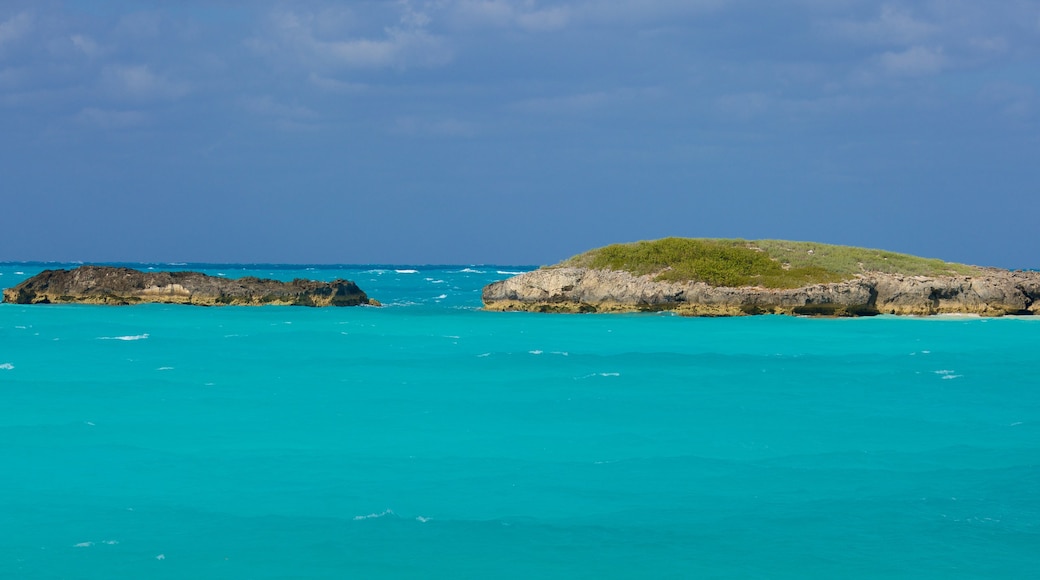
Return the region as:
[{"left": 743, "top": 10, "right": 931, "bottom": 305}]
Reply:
[
  {"left": 2, "top": 266, "right": 376, "bottom": 307},
  {"left": 482, "top": 238, "right": 1040, "bottom": 317}
]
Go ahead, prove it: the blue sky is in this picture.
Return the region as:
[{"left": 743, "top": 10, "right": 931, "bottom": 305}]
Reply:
[{"left": 1, "top": 1, "right": 1038, "bottom": 266}]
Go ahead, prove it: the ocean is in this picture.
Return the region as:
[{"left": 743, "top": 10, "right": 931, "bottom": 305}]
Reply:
[{"left": 1, "top": 263, "right": 1038, "bottom": 578}]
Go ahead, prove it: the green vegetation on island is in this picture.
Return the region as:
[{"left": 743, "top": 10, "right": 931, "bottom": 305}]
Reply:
[{"left": 557, "top": 238, "right": 981, "bottom": 289}]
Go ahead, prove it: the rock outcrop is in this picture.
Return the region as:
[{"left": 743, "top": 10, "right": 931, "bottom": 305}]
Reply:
[
  {"left": 482, "top": 267, "right": 1040, "bottom": 317},
  {"left": 3, "top": 266, "right": 373, "bottom": 307}
]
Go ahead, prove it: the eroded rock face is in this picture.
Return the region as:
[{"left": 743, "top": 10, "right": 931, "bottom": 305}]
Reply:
[
  {"left": 482, "top": 268, "right": 1040, "bottom": 317},
  {"left": 2, "top": 266, "right": 372, "bottom": 307}
]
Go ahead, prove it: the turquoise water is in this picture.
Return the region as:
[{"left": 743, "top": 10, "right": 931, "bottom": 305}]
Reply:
[{"left": 2, "top": 263, "right": 1038, "bottom": 578}]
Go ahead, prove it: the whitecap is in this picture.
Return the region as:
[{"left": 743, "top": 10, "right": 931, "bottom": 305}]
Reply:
[
  {"left": 0, "top": 363, "right": 13, "bottom": 370},
  {"left": 551, "top": 351, "right": 569, "bottom": 356},
  {"left": 444, "top": 335, "right": 460, "bottom": 339},
  {"left": 600, "top": 372, "right": 620, "bottom": 377},
  {"left": 434, "top": 294, "right": 447, "bottom": 300},
  {"left": 416, "top": 516, "right": 431, "bottom": 523},
  {"left": 102, "top": 540, "right": 119, "bottom": 545},
  {"left": 528, "top": 350, "right": 543, "bottom": 355},
  {"left": 73, "top": 542, "right": 94, "bottom": 548},
  {"left": 477, "top": 353, "right": 491, "bottom": 358},
  {"left": 457, "top": 268, "right": 485, "bottom": 274},
  {"left": 395, "top": 269, "right": 419, "bottom": 274},
  {"left": 98, "top": 334, "right": 150, "bottom": 341},
  {"left": 157, "top": 367, "right": 174, "bottom": 371},
  {"left": 156, "top": 554, "right": 165, "bottom": 560},
  {"left": 14, "top": 271, "right": 24, "bottom": 275},
  {"left": 354, "top": 509, "right": 394, "bottom": 521},
  {"left": 497, "top": 270, "right": 524, "bottom": 275}
]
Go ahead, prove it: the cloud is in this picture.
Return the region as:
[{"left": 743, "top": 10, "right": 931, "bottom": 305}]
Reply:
[
  {"left": 101, "top": 65, "right": 189, "bottom": 100},
  {"left": 308, "top": 73, "right": 369, "bottom": 94},
  {"left": 70, "top": 34, "right": 102, "bottom": 58},
  {"left": 512, "top": 87, "right": 664, "bottom": 115},
  {"left": 879, "top": 45, "right": 946, "bottom": 76},
  {"left": 0, "top": 12, "right": 32, "bottom": 52},
  {"left": 822, "top": 4, "right": 936, "bottom": 46},
  {"left": 241, "top": 95, "right": 322, "bottom": 131},
  {"left": 252, "top": 8, "right": 453, "bottom": 70},
  {"left": 448, "top": 1, "right": 570, "bottom": 31}
]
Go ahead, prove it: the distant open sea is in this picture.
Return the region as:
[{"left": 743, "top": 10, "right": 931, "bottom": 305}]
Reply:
[{"left": 2, "top": 263, "right": 1038, "bottom": 578}]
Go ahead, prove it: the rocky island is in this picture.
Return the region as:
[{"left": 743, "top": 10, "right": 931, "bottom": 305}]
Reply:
[
  {"left": 483, "top": 238, "right": 1040, "bottom": 317},
  {"left": 2, "top": 266, "right": 375, "bottom": 307}
]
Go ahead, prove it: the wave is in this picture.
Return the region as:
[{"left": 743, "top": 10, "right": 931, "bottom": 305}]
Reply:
[
  {"left": 157, "top": 367, "right": 174, "bottom": 371},
  {"left": 395, "top": 269, "right": 419, "bottom": 274},
  {"left": 497, "top": 270, "right": 525, "bottom": 275},
  {"left": 529, "top": 350, "right": 543, "bottom": 355},
  {"left": 354, "top": 509, "right": 395, "bottom": 521},
  {"left": 98, "top": 334, "right": 150, "bottom": 341},
  {"left": 0, "top": 363, "right": 13, "bottom": 370},
  {"left": 457, "top": 268, "right": 485, "bottom": 274},
  {"left": 434, "top": 294, "right": 448, "bottom": 300}
]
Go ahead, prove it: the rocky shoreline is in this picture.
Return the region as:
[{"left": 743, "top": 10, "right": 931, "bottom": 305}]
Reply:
[
  {"left": 2, "top": 266, "right": 374, "bottom": 307},
  {"left": 482, "top": 267, "right": 1040, "bottom": 317}
]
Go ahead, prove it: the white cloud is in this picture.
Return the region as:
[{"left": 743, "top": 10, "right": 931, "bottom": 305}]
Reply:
[
  {"left": 824, "top": 4, "right": 936, "bottom": 46},
  {"left": 308, "top": 73, "right": 369, "bottom": 94},
  {"left": 0, "top": 12, "right": 32, "bottom": 51},
  {"left": 241, "top": 95, "right": 322, "bottom": 131},
  {"left": 879, "top": 45, "right": 946, "bottom": 76},
  {"left": 449, "top": 1, "right": 570, "bottom": 31},
  {"left": 101, "top": 65, "right": 189, "bottom": 100},
  {"left": 513, "top": 86, "right": 664, "bottom": 114},
  {"left": 254, "top": 8, "right": 452, "bottom": 70},
  {"left": 70, "top": 34, "right": 102, "bottom": 58}
]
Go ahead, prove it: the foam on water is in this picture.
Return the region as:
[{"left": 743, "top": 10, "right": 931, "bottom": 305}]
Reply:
[
  {"left": 0, "top": 363, "right": 13, "bottom": 370},
  {"left": 97, "top": 333, "right": 150, "bottom": 341}
]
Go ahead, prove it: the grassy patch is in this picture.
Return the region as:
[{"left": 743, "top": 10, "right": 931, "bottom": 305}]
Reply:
[{"left": 558, "top": 237, "right": 979, "bottom": 289}]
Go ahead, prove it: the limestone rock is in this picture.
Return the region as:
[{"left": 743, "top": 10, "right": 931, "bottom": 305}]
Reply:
[
  {"left": 482, "top": 267, "right": 1040, "bottom": 317},
  {"left": 3, "top": 266, "right": 373, "bottom": 307}
]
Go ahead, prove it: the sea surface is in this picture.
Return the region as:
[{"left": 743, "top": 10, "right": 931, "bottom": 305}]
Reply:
[{"left": 1, "top": 263, "right": 1038, "bottom": 579}]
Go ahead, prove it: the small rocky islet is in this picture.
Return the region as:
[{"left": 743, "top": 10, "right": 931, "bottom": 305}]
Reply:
[
  {"left": 2, "top": 266, "right": 374, "bottom": 307},
  {"left": 481, "top": 238, "right": 1040, "bottom": 317}
]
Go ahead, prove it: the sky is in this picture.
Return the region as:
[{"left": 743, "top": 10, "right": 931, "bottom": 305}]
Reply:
[{"left": 1, "top": 1, "right": 1038, "bottom": 266}]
